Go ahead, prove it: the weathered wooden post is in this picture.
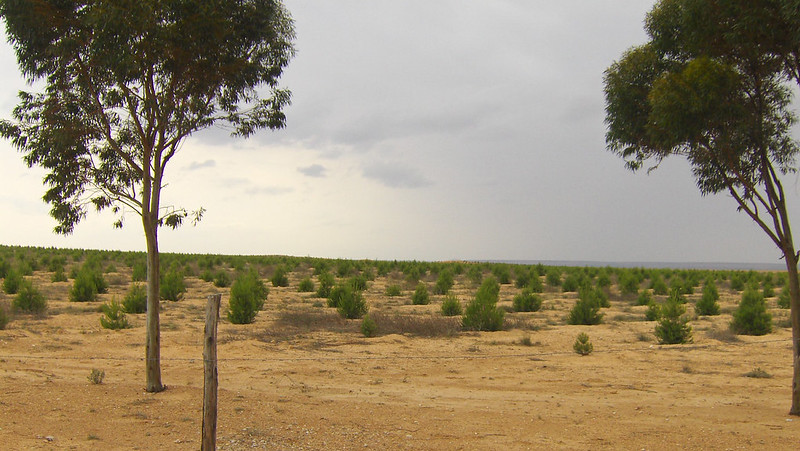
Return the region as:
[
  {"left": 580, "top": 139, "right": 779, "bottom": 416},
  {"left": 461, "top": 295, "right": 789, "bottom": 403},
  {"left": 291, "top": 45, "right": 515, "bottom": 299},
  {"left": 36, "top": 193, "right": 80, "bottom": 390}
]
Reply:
[{"left": 202, "top": 293, "right": 222, "bottom": 451}]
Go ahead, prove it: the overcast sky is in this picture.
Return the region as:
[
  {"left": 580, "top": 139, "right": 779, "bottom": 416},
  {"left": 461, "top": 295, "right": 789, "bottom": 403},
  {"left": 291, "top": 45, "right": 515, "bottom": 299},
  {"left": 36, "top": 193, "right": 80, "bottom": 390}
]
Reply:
[{"left": 1, "top": 0, "right": 798, "bottom": 265}]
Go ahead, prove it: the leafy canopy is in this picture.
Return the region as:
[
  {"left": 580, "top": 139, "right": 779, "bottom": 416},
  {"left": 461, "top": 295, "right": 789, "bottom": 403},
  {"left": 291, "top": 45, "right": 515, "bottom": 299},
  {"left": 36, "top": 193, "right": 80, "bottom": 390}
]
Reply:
[
  {"left": 0, "top": 0, "right": 295, "bottom": 232},
  {"left": 604, "top": 0, "right": 800, "bottom": 255}
]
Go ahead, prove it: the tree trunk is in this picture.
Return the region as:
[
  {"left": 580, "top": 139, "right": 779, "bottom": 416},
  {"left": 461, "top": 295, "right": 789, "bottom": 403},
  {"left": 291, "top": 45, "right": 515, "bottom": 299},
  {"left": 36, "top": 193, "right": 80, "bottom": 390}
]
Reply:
[
  {"left": 784, "top": 249, "right": 800, "bottom": 415},
  {"left": 144, "top": 214, "right": 165, "bottom": 393}
]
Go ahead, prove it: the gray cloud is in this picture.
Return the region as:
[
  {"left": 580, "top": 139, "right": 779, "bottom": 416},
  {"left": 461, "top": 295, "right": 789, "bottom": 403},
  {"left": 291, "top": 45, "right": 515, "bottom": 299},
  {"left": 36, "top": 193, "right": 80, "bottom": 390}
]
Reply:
[
  {"left": 186, "top": 159, "right": 216, "bottom": 171},
  {"left": 245, "top": 185, "right": 294, "bottom": 196},
  {"left": 298, "top": 164, "right": 326, "bottom": 178},
  {"left": 362, "top": 162, "right": 433, "bottom": 189}
]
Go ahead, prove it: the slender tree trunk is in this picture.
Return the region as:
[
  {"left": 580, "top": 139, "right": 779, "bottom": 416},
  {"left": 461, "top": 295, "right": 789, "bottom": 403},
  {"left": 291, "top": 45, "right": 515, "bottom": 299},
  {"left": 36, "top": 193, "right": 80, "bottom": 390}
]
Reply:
[
  {"left": 784, "top": 249, "right": 800, "bottom": 415},
  {"left": 144, "top": 213, "right": 165, "bottom": 393}
]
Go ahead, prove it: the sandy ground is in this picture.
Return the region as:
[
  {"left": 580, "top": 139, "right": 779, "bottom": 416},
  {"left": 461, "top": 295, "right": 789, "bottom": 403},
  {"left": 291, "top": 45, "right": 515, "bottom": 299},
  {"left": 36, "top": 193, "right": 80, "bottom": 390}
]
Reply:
[{"left": 0, "top": 267, "right": 799, "bottom": 450}]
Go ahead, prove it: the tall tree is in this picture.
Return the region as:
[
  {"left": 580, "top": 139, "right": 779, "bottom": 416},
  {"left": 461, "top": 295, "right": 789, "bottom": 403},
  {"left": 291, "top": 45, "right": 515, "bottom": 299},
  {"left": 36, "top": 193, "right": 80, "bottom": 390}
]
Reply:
[
  {"left": 604, "top": 0, "right": 800, "bottom": 414},
  {"left": 0, "top": 0, "right": 295, "bottom": 392}
]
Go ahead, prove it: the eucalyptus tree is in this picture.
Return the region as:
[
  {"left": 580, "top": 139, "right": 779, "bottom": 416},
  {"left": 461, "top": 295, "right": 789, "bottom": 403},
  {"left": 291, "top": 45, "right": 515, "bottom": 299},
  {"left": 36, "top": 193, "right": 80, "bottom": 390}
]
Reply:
[
  {"left": 0, "top": 0, "right": 295, "bottom": 392},
  {"left": 604, "top": 0, "right": 800, "bottom": 413}
]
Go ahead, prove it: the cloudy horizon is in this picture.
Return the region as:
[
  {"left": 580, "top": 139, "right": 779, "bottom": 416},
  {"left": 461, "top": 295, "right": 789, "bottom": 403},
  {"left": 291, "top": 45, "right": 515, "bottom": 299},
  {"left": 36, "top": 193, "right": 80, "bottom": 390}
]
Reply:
[{"left": 1, "top": 1, "right": 798, "bottom": 266}]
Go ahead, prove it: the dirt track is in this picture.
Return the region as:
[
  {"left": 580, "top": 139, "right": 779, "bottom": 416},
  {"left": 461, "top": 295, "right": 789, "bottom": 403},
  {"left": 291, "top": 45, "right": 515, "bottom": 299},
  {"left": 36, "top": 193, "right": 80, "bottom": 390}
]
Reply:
[{"left": 1, "top": 268, "right": 798, "bottom": 450}]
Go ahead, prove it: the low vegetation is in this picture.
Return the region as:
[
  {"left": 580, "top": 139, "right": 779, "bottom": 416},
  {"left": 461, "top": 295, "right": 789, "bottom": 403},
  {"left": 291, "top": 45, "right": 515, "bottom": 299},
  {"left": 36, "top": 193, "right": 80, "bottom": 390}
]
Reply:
[{"left": 0, "top": 244, "right": 793, "bottom": 350}]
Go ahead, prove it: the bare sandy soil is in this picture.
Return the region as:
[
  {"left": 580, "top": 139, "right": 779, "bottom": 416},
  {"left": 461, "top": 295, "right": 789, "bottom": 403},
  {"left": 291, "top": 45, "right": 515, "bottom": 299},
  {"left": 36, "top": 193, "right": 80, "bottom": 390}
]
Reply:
[{"left": 0, "top": 267, "right": 799, "bottom": 450}]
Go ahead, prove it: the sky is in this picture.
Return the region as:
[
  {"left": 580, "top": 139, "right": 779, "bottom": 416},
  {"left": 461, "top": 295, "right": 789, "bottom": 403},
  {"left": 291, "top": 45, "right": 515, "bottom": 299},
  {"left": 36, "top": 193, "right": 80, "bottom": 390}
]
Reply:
[{"left": 0, "top": 0, "right": 798, "bottom": 265}]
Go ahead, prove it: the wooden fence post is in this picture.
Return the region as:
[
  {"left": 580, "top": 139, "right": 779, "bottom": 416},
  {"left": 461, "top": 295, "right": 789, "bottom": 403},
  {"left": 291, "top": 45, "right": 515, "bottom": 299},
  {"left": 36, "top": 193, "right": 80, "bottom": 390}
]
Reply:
[{"left": 202, "top": 293, "right": 222, "bottom": 451}]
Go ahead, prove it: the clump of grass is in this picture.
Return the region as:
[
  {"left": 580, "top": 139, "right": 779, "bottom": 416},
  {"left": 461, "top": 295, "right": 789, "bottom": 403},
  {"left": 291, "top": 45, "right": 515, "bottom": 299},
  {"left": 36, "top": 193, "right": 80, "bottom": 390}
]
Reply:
[
  {"left": 743, "top": 368, "right": 772, "bottom": 379},
  {"left": 518, "top": 334, "right": 534, "bottom": 346},
  {"left": 705, "top": 327, "right": 742, "bottom": 343},
  {"left": 88, "top": 369, "right": 105, "bottom": 385},
  {"left": 369, "top": 312, "right": 461, "bottom": 337}
]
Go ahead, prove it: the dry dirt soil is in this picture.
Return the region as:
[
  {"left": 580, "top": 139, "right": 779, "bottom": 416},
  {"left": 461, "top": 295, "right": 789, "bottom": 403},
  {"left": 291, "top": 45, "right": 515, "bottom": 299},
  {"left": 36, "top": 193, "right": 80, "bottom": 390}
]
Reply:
[{"left": 1, "top": 266, "right": 799, "bottom": 450}]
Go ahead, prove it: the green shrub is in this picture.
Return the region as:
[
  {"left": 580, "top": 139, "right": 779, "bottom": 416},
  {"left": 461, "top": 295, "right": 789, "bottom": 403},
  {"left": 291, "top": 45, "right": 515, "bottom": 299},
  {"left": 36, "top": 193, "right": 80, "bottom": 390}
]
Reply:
[
  {"left": 122, "top": 283, "right": 147, "bottom": 314},
  {"left": 298, "top": 277, "right": 315, "bottom": 292},
  {"left": 597, "top": 271, "right": 612, "bottom": 289},
  {"left": 100, "top": 298, "right": 131, "bottom": 330},
  {"left": 527, "top": 272, "right": 544, "bottom": 293},
  {"left": 573, "top": 332, "right": 593, "bottom": 356},
  {"left": 88, "top": 267, "right": 108, "bottom": 294},
  {"left": 316, "top": 272, "right": 335, "bottom": 298},
  {"left": 70, "top": 269, "right": 98, "bottom": 302},
  {"left": 514, "top": 268, "right": 532, "bottom": 289},
  {"left": 777, "top": 285, "right": 790, "bottom": 309},
  {"left": 512, "top": 288, "right": 542, "bottom": 312},
  {"left": 650, "top": 274, "right": 669, "bottom": 295},
  {"left": 131, "top": 261, "right": 147, "bottom": 282},
  {"left": 567, "top": 295, "right": 603, "bottom": 325},
  {"left": 618, "top": 271, "right": 640, "bottom": 296},
  {"left": 762, "top": 282, "right": 775, "bottom": 298},
  {"left": 160, "top": 268, "right": 186, "bottom": 301},
  {"left": 361, "top": 314, "right": 378, "bottom": 337},
  {"left": 336, "top": 285, "right": 368, "bottom": 319},
  {"left": 0, "top": 257, "right": 10, "bottom": 279},
  {"left": 227, "top": 271, "right": 269, "bottom": 324},
  {"left": 561, "top": 273, "right": 580, "bottom": 292},
  {"left": 636, "top": 289, "right": 652, "bottom": 306},
  {"left": 441, "top": 293, "right": 463, "bottom": 316},
  {"left": 412, "top": 283, "right": 430, "bottom": 305},
  {"left": 545, "top": 268, "right": 561, "bottom": 287},
  {"left": 51, "top": 266, "right": 68, "bottom": 282},
  {"left": 13, "top": 280, "right": 47, "bottom": 314},
  {"left": 348, "top": 274, "right": 368, "bottom": 291},
  {"left": 213, "top": 270, "right": 232, "bottom": 288},
  {"left": 731, "top": 288, "right": 772, "bottom": 336},
  {"left": 2, "top": 269, "right": 23, "bottom": 294},
  {"left": 327, "top": 284, "right": 348, "bottom": 308},
  {"left": 0, "top": 303, "right": 9, "bottom": 329},
  {"left": 466, "top": 265, "right": 483, "bottom": 285},
  {"left": 696, "top": 280, "right": 721, "bottom": 316},
  {"left": 654, "top": 296, "right": 692, "bottom": 344},
  {"left": 579, "top": 285, "right": 609, "bottom": 308},
  {"left": 667, "top": 287, "right": 686, "bottom": 304},
  {"left": 270, "top": 266, "right": 289, "bottom": 287},
  {"left": 384, "top": 284, "right": 402, "bottom": 296},
  {"left": 645, "top": 300, "right": 661, "bottom": 321},
  {"left": 462, "top": 277, "right": 504, "bottom": 331},
  {"left": 433, "top": 270, "right": 454, "bottom": 295},
  {"left": 730, "top": 273, "right": 746, "bottom": 291},
  {"left": 492, "top": 265, "right": 512, "bottom": 284}
]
